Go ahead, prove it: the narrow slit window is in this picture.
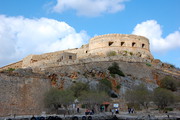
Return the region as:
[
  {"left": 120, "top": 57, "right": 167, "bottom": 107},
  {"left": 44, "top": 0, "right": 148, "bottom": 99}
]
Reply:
[
  {"left": 108, "top": 42, "right": 114, "bottom": 46},
  {"left": 132, "top": 42, "right": 136, "bottom": 47}
]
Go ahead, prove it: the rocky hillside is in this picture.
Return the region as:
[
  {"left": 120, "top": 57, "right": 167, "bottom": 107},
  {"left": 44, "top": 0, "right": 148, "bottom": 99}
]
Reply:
[{"left": 0, "top": 59, "right": 179, "bottom": 116}]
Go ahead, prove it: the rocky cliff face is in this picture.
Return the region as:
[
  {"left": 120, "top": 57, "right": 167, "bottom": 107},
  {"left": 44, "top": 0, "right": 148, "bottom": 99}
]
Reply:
[{"left": 0, "top": 60, "right": 179, "bottom": 116}]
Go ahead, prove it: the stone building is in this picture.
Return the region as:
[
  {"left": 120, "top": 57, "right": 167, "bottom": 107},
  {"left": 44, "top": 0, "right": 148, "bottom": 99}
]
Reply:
[
  {"left": 57, "top": 52, "right": 77, "bottom": 62},
  {"left": 0, "top": 34, "right": 153, "bottom": 70}
]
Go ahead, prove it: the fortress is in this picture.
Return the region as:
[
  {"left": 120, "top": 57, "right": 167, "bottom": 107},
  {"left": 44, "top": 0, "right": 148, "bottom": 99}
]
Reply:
[
  {"left": 0, "top": 34, "right": 154, "bottom": 70},
  {"left": 1, "top": 34, "right": 180, "bottom": 117}
]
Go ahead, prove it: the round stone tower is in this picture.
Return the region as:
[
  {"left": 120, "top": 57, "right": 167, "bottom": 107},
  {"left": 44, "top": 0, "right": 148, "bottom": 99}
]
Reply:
[{"left": 88, "top": 34, "right": 153, "bottom": 59}]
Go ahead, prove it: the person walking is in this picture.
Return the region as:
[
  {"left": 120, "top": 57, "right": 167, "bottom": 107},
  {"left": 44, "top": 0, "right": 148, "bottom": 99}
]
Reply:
[
  {"left": 111, "top": 109, "right": 114, "bottom": 116},
  {"left": 77, "top": 107, "right": 80, "bottom": 113}
]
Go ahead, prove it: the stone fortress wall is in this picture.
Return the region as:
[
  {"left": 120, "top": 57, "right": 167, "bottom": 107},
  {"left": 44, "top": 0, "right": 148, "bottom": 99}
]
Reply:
[
  {"left": 0, "top": 34, "right": 154, "bottom": 70},
  {"left": 88, "top": 34, "right": 153, "bottom": 59}
]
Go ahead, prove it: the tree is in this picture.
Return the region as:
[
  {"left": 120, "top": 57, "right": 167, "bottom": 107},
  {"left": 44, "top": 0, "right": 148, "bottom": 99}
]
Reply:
[
  {"left": 153, "top": 88, "right": 174, "bottom": 110},
  {"left": 44, "top": 88, "right": 60, "bottom": 109},
  {"left": 79, "top": 90, "right": 111, "bottom": 112},
  {"left": 160, "top": 76, "right": 177, "bottom": 91},
  {"left": 125, "top": 84, "right": 152, "bottom": 109},
  {"left": 70, "top": 82, "right": 89, "bottom": 98},
  {"left": 98, "top": 78, "right": 112, "bottom": 93},
  {"left": 44, "top": 88, "right": 75, "bottom": 111},
  {"left": 108, "top": 62, "right": 125, "bottom": 77}
]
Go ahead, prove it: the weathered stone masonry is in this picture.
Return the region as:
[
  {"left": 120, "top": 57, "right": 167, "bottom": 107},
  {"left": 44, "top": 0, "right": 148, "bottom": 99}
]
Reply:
[{"left": 0, "top": 34, "right": 154, "bottom": 70}]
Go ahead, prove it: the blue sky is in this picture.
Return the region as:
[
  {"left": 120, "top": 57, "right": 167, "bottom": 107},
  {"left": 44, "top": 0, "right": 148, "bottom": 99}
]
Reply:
[{"left": 0, "top": 0, "right": 180, "bottom": 68}]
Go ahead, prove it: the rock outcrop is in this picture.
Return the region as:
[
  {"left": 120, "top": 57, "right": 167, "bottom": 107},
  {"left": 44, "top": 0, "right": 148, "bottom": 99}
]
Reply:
[{"left": 0, "top": 59, "right": 179, "bottom": 116}]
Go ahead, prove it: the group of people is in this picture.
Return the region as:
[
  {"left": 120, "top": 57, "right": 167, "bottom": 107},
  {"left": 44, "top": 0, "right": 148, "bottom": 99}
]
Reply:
[
  {"left": 111, "top": 109, "right": 119, "bottom": 115},
  {"left": 128, "top": 107, "right": 134, "bottom": 114},
  {"left": 85, "top": 109, "right": 94, "bottom": 115},
  {"left": 77, "top": 107, "right": 94, "bottom": 115}
]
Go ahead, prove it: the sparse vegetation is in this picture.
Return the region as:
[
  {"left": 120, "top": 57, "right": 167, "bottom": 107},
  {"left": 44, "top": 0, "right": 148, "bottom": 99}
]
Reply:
[
  {"left": 146, "top": 63, "right": 152, "bottom": 67},
  {"left": 7, "top": 68, "right": 15, "bottom": 72},
  {"left": 44, "top": 88, "right": 75, "bottom": 111},
  {"left": 165, "top": 62, "right": 175, "bottom": 68},
  {"left": 164, "top": 108, "right": 173, "bottom": 111},
  {"left": 130, "top": 52, "right": 133, "bottom": 56},
  {"left": 107, "top": 51, "right": 117, "bottom": 56},
  {"left": 110, "top": 73, "right": 115, "bottom": 78},
  {"left": 70, "top": 82, "right": 89, "bottom": 98},
  {"left": 160, "top": 76, "right": 177, "bottom": 91},
  {"left": 125, "top": 84, "right": 152, "bottom": 109},
  {"left": 83, "top": 72, "right": 88, "bottom": 78},
  {"left": 170, "top": 64, "right": 175, "bottom": 68},
  {"left": 98, "top": 78, "right": 112, "bottom": 92},
  {"left": 108, "top": 62, "right": 125, "bottom": 77},
  {"left": 116, "top": 85, "right": 121, "bottom": 89},
  {"left": 153, "top": 88, "right": 174, "bottom": 110},
  {"left": 122, "top": 51, "right": 128, "bottom": 56},
  {"left": 79, "top": 90, "right": 110, "bottom": 110}
]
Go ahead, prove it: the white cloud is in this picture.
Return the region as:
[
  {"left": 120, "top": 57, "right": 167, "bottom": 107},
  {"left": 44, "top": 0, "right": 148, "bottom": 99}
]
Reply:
[
  {"left": 0, "top": 15, "right": 89, "bottom": 67},
  {"left": 52, "top": 0, "right": 127, "bottom": 17},
  {"left": 132, "top": 20, "right": 180, "bottom": 53}
]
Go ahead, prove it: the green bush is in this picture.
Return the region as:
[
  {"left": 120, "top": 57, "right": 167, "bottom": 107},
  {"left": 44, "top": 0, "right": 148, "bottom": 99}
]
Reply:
[
  {"left": 130, "top": 52, "right": 133, "bottom": 56},
  {"left": 44, "top": 88, "right": 75, "bottom": 110},
  {"left": 81, "top": 104, "right": 86, "bottom": 108},
  {"left": 108, "top": 62, "right": 125, "bottom": 77},
  {"left": 107, "top": 51, "right": 117, "bottom": 56},
  {"left": 160, "top": 76, "right": 177, "bottom": 91},
  {"left": 70, "top": 82, "right": 89, "bottom": 98},
  {"left": 111, "top": 74, "right": 115, "bottom": 78},
  {"left": 7, "top": 68, "right": 15, "bottom": 72},
  {"left": 100, "top": 78, "right": 112, "bottom": 90},
  {"left": 116, "top": 85, "right": 121, "bottom": 89},
  {"left": 146, "top": 63, "right": 151, "bottom": 67},
  {"left": 164, "top": 108, "right": 173, "bottom": 111},
  {"left": 165, "top": 62, "right": 175, "bottom": 68},
  {"left": 124, "top": 51, "right": 127, "bottom": 53},
  {"left": 170, "top": 64, "right": 175, "bottom": 68}
]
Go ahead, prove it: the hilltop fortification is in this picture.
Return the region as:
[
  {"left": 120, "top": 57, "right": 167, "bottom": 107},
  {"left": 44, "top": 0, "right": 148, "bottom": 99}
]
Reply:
[
  {"left": 0, "top": 34, "right": 154, "bottom": 70},
  {"left": 0, "top": 34, "right": 180, "bottom": 116}
]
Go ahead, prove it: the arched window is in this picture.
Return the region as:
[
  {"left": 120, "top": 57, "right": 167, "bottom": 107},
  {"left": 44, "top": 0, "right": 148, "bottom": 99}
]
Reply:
[
  {"left": 142, "top": 44, "right": 145, "bottom": 48},
  {"left": 132, "top": 42, "right": 136, "bottom": 47},
  {"left": 121, "top": 42, "right": 125, "bottom": 46},
  {"left": 108, "top": 42, "right": 114, "bottom": 46}
]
